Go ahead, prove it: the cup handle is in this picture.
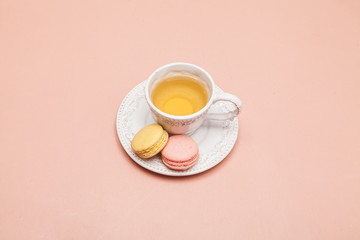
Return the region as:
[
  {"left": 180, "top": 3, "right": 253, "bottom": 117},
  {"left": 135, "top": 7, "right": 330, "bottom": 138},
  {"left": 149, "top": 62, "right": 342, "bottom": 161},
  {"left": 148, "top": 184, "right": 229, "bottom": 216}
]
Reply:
[{"left": 206, "top": 93, "right": 242, "bottom": 121}]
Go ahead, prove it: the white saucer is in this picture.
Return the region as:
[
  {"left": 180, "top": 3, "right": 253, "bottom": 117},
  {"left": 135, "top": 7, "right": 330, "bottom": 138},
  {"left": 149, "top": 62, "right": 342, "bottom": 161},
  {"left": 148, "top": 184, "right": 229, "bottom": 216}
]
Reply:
[{"left": 116, "top": 81, "right": 239, "bottom": 176}]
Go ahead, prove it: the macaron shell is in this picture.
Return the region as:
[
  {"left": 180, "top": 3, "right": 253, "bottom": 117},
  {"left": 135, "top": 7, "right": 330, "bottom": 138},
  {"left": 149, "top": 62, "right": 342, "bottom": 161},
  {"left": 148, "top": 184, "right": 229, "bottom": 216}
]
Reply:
[
  {"left": 161, "top": 135, "right": 199, "bottom": 170},
  {"left": 131, "top": 124, "right": 163, "bottom": 152},
  {"left": 131, "top": 124, "right": 168, "bottom": 159},
  {"left": 137, "top": 130, "right": 168, "bottom": 158},
  {"left": 162, "top": 152, "right": 199, "bottom": 170}
]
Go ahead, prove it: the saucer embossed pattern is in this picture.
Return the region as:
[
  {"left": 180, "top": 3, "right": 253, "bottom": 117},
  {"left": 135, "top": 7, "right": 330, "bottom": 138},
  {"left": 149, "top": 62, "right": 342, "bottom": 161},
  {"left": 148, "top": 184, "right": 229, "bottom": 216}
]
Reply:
[{"left": 116, "top": 81, "right": 239, "bottom": 176}]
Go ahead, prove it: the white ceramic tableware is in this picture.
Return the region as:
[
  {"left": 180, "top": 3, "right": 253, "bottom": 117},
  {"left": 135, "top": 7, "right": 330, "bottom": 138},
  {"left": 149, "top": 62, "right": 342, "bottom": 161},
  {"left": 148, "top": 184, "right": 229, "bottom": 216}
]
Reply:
[{"left": 145, "top": 62, "right": 242, "bottom": 134}]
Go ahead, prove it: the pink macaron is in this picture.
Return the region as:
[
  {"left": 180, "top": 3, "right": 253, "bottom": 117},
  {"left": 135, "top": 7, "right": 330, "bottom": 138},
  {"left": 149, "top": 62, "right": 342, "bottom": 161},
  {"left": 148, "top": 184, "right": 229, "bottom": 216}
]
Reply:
[{"left": 161, "top": 135, "right": 199, "bottom": 171}]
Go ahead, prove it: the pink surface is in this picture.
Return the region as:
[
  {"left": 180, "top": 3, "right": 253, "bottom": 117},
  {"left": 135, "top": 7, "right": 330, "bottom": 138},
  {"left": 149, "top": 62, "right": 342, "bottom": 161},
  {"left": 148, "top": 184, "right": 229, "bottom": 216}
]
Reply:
[{"left": 1, "top": 0, "right": 360, "bottom": 239}]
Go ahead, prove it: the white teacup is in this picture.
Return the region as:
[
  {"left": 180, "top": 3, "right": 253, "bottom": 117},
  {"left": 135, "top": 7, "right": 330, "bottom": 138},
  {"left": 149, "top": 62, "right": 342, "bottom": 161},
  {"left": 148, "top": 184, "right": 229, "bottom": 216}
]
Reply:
[{"left": 145, "top": 62, "right": 242, "bottom": 135}]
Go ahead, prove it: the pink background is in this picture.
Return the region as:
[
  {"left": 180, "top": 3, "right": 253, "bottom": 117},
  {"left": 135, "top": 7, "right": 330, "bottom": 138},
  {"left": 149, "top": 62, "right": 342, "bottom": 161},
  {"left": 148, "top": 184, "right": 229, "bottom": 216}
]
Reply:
[{"left": 1, "top": 0, "right": 360, "bottom": 239}]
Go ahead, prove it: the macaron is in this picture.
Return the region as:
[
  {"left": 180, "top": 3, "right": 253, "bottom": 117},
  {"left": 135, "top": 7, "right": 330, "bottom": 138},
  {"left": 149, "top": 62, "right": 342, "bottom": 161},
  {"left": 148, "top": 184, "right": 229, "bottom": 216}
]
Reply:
[
  {"left": 131, "top": 124, "right": 168, "bottom": 158},
  {"left": 161, "top": 135, "right": 199, "bottom": 170}
]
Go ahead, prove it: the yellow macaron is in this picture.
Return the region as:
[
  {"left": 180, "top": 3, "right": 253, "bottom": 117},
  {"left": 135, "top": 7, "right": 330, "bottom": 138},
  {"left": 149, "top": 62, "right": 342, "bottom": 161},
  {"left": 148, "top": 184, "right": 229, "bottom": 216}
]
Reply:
[{"left": 131, "top": 124, "right": 168, "bottom": 158}]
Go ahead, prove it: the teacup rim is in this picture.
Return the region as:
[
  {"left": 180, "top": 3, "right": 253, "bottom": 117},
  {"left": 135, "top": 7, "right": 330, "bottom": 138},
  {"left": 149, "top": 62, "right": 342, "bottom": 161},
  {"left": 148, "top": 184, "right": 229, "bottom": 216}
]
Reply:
[{"left": 145, "top": 62, "right": 216, "bottom": 120}]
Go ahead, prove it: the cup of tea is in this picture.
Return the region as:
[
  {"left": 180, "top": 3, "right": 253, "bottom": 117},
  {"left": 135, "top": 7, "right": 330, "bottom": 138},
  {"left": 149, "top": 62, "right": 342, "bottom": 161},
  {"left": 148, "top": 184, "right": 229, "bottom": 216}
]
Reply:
[{"left": 145, "top": 62, "right": 242, "bottom": 134}]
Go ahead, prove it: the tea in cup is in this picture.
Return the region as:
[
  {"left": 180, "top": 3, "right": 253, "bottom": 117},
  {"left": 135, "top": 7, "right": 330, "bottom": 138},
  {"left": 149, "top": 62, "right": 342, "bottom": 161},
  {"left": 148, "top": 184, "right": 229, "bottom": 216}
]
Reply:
[{"left": 151, "top": 74, "right": 209, "bottom": 116}]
